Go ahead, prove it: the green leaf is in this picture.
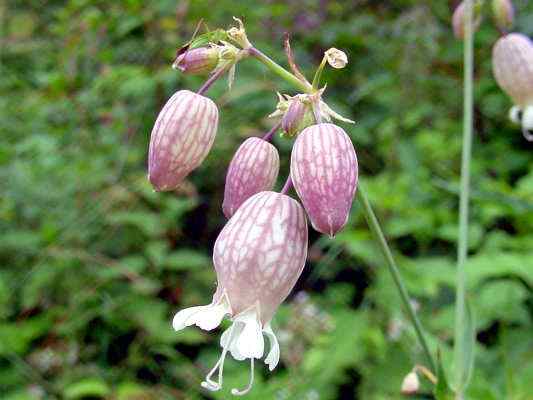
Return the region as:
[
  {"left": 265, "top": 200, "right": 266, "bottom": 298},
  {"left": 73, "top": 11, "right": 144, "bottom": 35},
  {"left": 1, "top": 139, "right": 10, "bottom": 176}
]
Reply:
[
  {"left": 434, "top": 350, "right": 454, "bottom": 400},
  {"left": 63, "top": 378, "right": 111, "bottom": 399},
  {"left": 163, "top": 249, "right": 211, "bottom": 271},
  {"left": 453, "top": 298, "right": 476, "bottom": 393}
]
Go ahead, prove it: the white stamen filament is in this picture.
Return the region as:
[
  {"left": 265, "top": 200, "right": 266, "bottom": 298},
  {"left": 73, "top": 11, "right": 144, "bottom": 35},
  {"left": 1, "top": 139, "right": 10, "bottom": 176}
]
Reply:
[
  {"left": 201, "top": 324, "right": 236, "bottom": 392},
  {"left": 231, "top": 358, "right": 254, "bottom": 396}
]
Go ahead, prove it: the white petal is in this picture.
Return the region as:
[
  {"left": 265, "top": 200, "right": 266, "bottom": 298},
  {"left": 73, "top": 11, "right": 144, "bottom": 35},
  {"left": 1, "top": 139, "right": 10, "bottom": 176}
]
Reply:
[
  {"left": 263, "top": 324, "right": 280, "bottom": 371},
  {"left": 221, "top": 321, "right": 246, "bottom": 361},
  {"left": 522, "top": 106, "right": 533, "bottom": 129},
  {"left": 232, "top": 308, "right": 264, "bottom": 360},
  {"left": 509, "top": 105, "right": 522, "bottom": 124},
  {"left": 172, "top": 301, "right": 230, "bottom": 332},
  {"left": 522, "top": 106, "right": 533, "bottom": 141}
]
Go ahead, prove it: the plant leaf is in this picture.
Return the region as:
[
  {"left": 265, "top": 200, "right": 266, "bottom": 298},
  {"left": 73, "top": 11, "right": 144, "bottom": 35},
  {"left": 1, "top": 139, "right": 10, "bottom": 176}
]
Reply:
[
  {"left": 454, "top": 298, "right": 476, "bottom": 391},
  {"left": 434, "top": 349, "right": 454, "bottom": 400}
]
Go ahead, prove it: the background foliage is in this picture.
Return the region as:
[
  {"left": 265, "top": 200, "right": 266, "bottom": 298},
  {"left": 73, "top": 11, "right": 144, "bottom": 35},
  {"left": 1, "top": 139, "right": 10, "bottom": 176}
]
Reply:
[{"left": 1, "top": 1, "right": 532, "bottom": 399}]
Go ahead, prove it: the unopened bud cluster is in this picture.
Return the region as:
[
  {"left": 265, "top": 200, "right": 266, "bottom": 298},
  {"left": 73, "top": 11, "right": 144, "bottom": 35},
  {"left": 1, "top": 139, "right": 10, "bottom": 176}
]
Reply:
[{"left": 147, "top": 19, "right": 358, "bottom": 395}]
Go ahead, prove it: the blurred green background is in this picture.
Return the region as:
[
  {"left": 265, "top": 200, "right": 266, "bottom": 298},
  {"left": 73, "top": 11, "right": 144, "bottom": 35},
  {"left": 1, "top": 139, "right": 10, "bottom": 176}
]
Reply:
[{"left": 1, "top": 1, "right": 532, "bottom": 399}]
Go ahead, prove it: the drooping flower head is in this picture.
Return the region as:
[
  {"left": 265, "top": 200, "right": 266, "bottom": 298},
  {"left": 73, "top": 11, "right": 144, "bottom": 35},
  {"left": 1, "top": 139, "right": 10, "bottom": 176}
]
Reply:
[
  {"left": 291, "top": 123, "right": 358, "bottom": 237},
  {"left": 223, "top": 138, "right": 280, "bottom": 218},
  {"left": 173, "top": 191, "right": 308, "bottom": 395},
  {"left": 148, "top": 90, "right": 218, "bottom": 191},
  {"left": 492, "top": 33, "right": 533, "bottom": 140}
]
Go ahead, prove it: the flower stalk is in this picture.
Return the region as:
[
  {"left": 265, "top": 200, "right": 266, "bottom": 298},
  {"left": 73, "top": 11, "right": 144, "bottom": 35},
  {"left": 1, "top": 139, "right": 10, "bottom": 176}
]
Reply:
[
  {"left": 454, "top": 0, "right": 475, "bottom": 397},
  {"left": 197, "top": 64, "right": 232, "bottom": 95},
  {"left": 248, "top": 47, "right": 313, "bottom": 94},
  {"left": 357, "top": 186, "right": 436, "bottom": 372}
]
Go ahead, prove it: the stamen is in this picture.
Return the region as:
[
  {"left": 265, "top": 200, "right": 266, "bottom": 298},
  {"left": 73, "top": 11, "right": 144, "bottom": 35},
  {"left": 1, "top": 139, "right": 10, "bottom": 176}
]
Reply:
[
  {"left": 231, "top": 358, "right": 254, "bottom": 396},
  {"left": 201, "top": 324, "right": 236, "bottom": 392}
]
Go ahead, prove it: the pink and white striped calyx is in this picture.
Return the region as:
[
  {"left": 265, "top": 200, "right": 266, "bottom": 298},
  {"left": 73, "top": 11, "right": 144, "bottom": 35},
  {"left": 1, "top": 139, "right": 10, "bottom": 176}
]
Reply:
[
  {"left": 222, "top": 138, "right": 280, "bottom": 218},
  {"left": 172, "top": 191, "right": 308, "bottom": 395},
  {"left": 148, "top": 90, "right": 218, "bottom": 191},
  {"left": 492, "top": 33, "right": 533, "bottom": 140},
  {"left": 172, "top": 46, "right": 220, "bottom": 75},
  {"left": 291, "top": 123, "right": 358, "bottom": 237}
]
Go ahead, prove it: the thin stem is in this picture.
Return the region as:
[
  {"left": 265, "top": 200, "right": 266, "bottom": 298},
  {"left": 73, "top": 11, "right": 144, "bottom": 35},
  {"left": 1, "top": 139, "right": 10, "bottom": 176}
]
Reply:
[
  {"left": 311, "top": 56, "right": 327, "bottom": 89},
  {"left": 197, "top": 65, "right": 229, "bottom": 96},
  {"left": 280, "top": 175, "right": 293, "bottom": 195},
  {"left": 262, "top": 120, "right": 282, "bottom": 142},
  {"left": 357, "top": 185, "right": 436, "bottom": 372},
  {"left": 454, "top": 0, "right": 474, "bottom": 396},
  {"left": 248, "top": 47, "right": 313, "bottom": 94}
]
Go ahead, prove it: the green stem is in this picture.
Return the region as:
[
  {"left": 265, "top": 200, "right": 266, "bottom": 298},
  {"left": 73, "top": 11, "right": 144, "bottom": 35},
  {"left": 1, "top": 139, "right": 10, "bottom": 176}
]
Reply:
[
  {"left": 248, "top": 47, "right": 313, "bottom": 94},
  {"left": 250, "top": 43, "right": 437, "bottom": 373},
  {"left": 357, "top": 186, "right": 436, "bottom": 372},
  {"left": 454, "top": 0, "right": 474, "bottom": 396}
]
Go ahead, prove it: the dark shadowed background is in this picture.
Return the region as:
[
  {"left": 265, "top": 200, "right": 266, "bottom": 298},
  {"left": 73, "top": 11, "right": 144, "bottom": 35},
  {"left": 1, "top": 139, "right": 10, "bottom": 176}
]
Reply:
[{"left": 1, "top": 0, "right": 532, "bottom": 399}]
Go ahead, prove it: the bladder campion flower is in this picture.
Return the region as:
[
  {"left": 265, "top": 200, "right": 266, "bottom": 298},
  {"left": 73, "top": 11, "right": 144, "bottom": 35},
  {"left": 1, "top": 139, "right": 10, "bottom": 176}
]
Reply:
[
  {"left": 172, "top": 191, "right": 308, "bottom": 395},
  {"left": 291, "top": 123, "right": 358, "bottom": 237},
  {"left": 492, "top": 33, "right": 533, "bottom": 140},
  {"left": 148, "top": 90, "right": 218, "bottom": 190},
  {"left": 222, "top": 137, "right": 280, "bottom": 218}
]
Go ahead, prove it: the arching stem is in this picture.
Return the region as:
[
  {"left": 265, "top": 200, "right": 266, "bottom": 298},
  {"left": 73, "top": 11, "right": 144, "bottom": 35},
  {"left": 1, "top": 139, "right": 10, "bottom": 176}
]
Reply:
[
  {"left": 357, "top": 185, "right": 436, "bottom": 372},
  {"left": 248, "top": 47, "right": 313, "bottom": 94},
  {"left": 262, "top": 121, "right": 282, "bottom": 142},
  {"left": 197, "top": 65, "right": 230, "bottom": 96}
]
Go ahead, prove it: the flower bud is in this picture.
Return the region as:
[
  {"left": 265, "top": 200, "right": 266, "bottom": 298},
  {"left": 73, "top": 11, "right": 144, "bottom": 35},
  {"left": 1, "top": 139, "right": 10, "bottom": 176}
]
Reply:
[
  {"left": 452, "top": 1, "right": 482, "bottom": 39},
  {"left": 324, "top": 48, "right": 348, "bottom": 69},
  {"left": 281, "top": 96, "right": 315, "bottom": 137},
  {"left": 492, "top": 0, "right": 514, "bottom": 31},
  {"left": 222, "top": 138, "right": 280, "bottom": 218},
  {"left": 215, "top": 191, "right": 308, "bottom": 325},
  {"left": 148, "top": 90, "right": 218, "bottom": 191},
  {"left": 291, "top": 123, "right": 358, "bottom": 237},
  {"left": 172, "top": 47, "right": 219, "bottom": 75},
  {"left": 492, "top": 33, "right": 533, "bottom": 107},
  {"left": 401, "top": 371, "right": 420, "bottom": 395}
]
